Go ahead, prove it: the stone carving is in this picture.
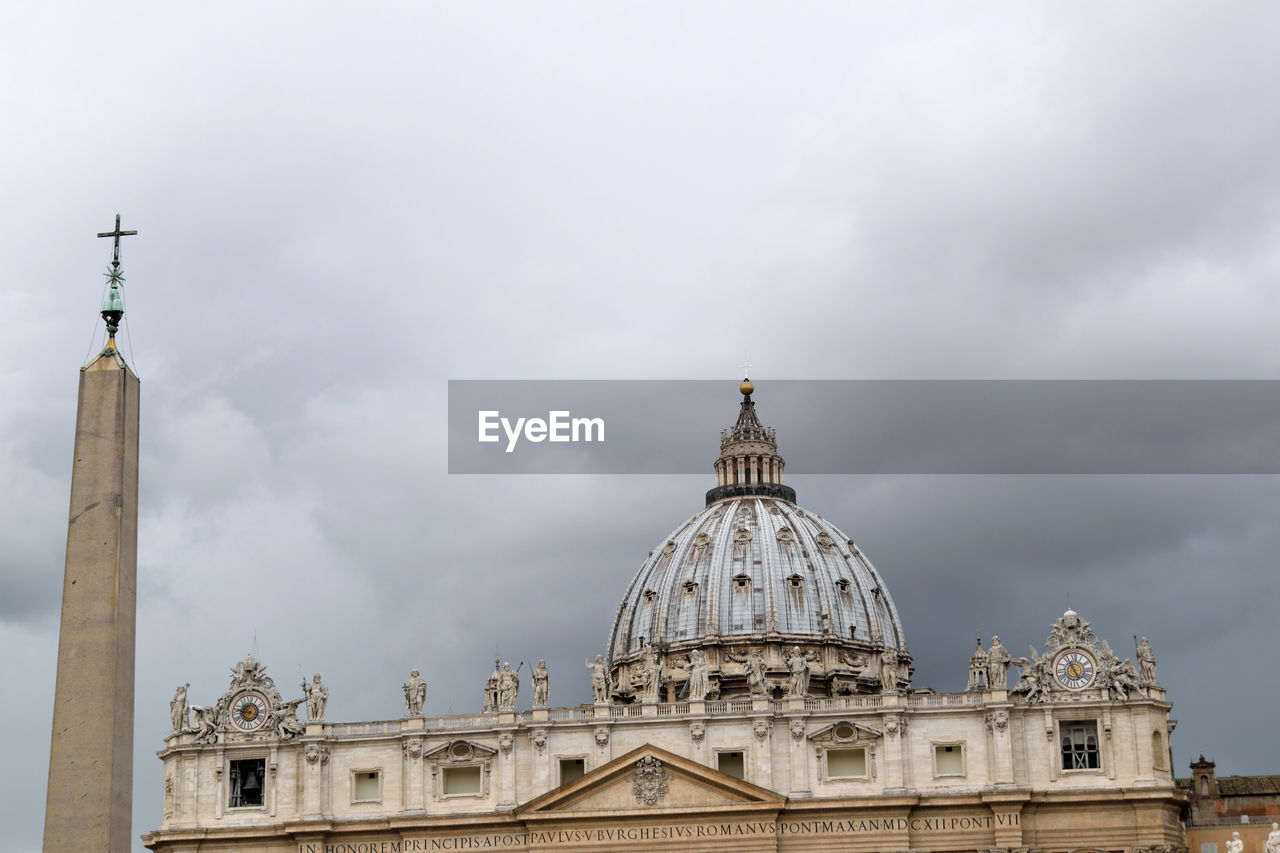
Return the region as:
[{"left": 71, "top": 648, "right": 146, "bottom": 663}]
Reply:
[
  {"left": 497, "top": 662, "right": 520, "bottom": 711},
  {"left": 1045, "top": 609, "right": 1098, "bottom": 651},
  {"left": 691, "top": 532, "right": 712, "bottom": 559},
  {"left": 163, "top": 774, "right": 175, "bottom": 817},
  {"left": 402, "top": 737, "right": 423, "bottom": 759},
  {"left": 1011, "top": 648, "right": 1051, "bottom": 704},
  {"left": 530, "top": 729, "right": 548, "bottom": 752},
  {"left": 1098, "top": 641, "right": 1144, "bottom": 701},
  {"left": 594, "top": 726, "right": 610, "bottom": 747},
  {"left": 663, "top": 539, "right": 677, "bottom": 555},
  {"left": 815, "top": 531, "right": 835, "bottom": 549},
  {"left": 985, "top": 710, "right": 1009, "bottom": 733},
  {"left": 685, "top": 649, "right": 709, "bottom": 701},
  {"left": 170, "top": 685, "right": 190, "bottom": 734},
  {"left": 753, "top": 719, "right": 772, "bottom": 741},
  {"left": 1137, "top": 637, "right": 1158, "bottom": 686},
  {"left": 404, "top": 670, "right": 427, "bottom": 716},
  {"left": 776, "top": 526, "right": 795, "bottom": 545},
  {"left": 304, "top": 742, "right": 331, "bottom": 765},
  {"left": 742, "top": 648, "right": 768, "bottom": 696},
  {"left": 1226, "top": 831, "right": 1243, "bottom": 853},
  {"left": 884, "top": 714, "right": 907, "bottom": 739},
  {"left": 587, "top": 655, "right": 611, "bottom": 704},
  {"left": 191, "top": 704, "right": 220, "bottom": 745},
  {"left": 689, "top": 721, "right": 705, "bottom": 743},
  {"left": 879, "top": 648, "right": 900, "bottom": 693},
  {"left": 498, "top": 733, "right": 514, "bottom": 754},
  {"left": 229, "top": 655, "right": 274, "bottom": 691},
  {"left": 532, "top": 659, "right": 550, "bottom": 708},
  {"left": 304, "top": 674, "right": 327, "bottom": 723},
  {"left": 634, "top": 644, "right": 663, "bottom": 703},
  {"left": 987, "top": 636, "right": 1011, "bottom": 689},
  {"left": 1265, "top": 822, "right": 1280, "bottom": 853},
  {"left": 790, "top": 719, "right": 806, "bottom": 740},
  {"left": 632, "top": 757, "right": 669, "bottom": 806},
  {"left": 271, "top": 697, "right": 306, "bottom": 740},
  {"left": 786, "top": 646, "right": 811, "bottom": 697}
]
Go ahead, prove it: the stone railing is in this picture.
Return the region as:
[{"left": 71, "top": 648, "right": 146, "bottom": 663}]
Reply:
[
  {"left": 328, "top": 720, "right": 402, "bottom": 736},
  {"left": 908, "top": 692, "right": 983, "bottom": 708},
  {"left": 323, "top": 690, "right": 993, "bottom": 738},
  {"left": 804, "top": 696, "right": 884, "bottom": 711}
]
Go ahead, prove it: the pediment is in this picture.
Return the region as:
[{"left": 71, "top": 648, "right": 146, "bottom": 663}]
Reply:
[
  {"left": 423, "top": 739, "right": 498, "bottom": 763},
  {"left": 518, "top": 744, "right": 784, "bottom": 818},
  {"left": 807, "top": 719, "right": 881, "bottom": 745}
]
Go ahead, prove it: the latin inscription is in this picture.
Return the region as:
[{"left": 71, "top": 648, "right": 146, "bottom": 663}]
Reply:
[{"left": 299, "top": 813, "right": 1019, "bottom": 851}]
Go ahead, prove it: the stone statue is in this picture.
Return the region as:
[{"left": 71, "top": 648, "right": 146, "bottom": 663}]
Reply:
[
  {"left": 1264, "top": 821, "right": 1280, "bottom": 853},
  {"left": 1099, "top": 642, "right": 1143, "bottom": 701},
  {"left": 879, "top": 647, "right": 899, "bottom": 693},
  {"left": 191, "top": 705, "right": 219, "bottom": 745},
  {"left": 532, "top": 659, "right": 550, "bottom": 708},
  {"left": 1011, "top": 647, "right": 1051, "bottom": 703},
  {"left": 273, "top": 698, "right": 306, "bottom": 740},
  {"left": 305, "top": 674, "right": 327, "bottom": 722},
  {"left": 170, "top": 684, "right": 190, "bottom": 734},
  {"left": 987, "top": 636, "right": 1011, "bottom": 689},
  {"left": 1136, "top": 637, "right": 1158, "bottom": 686},
  {"left": 1226, "top": 831, "right": 1243, "bottom": 853},
  {"left": 786, "top": 646, "right": 810, "bottom": 697},
  {"left": 586, "top": 655, "right": 611, "bottom": 704},
  {"left": 744, "top": 648, "right": 768, "bottom": 696},
  {"left": 635, "top": 644, "right": 663, "bottom": 702},
  {"left": 498, "top": 662, "right": 519, "bottom": 711},
  {"left": 685, "top": 649, "right": 709, "bottom": 701},
  {"left": 404, "top": 669, "right": 426, "bottom": 716}
]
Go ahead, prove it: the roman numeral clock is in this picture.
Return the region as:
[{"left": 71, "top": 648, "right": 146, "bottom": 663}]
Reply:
[
  {"left": 232, "top": 692, "right": 269, "bottom": 731},
  {"left": 1053, "top": 650, "right": 1096, "bottom": 691}
]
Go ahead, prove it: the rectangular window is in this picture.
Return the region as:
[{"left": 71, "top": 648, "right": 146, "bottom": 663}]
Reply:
[
  {"left": 353, "top": 770, "right": 380, "bottom": 803},
  {"left": 228, "top": 758, "right": 265, "bottom": 808},
  {"left": 558, "top": 758, "right": 585, "bottom": 785},
  {"left": 1061, "top": 722, "right": 1100, "bottom": 771},
  {"left": 717, "top": 750, "right": 745, "bottom": 780},
  {"left": 826, "top": 748, "right": 867, "bottom": 779},
  {"left": 442, "top": 765, "right": 482, "bottom": 796},
  {"left": 934, "top": 744, "right": 964, "bottom": 776}
]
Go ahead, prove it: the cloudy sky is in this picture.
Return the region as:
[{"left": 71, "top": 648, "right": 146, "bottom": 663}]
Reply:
[{"left": 4, "top": 3, "right": 1280, "bottom": 850}]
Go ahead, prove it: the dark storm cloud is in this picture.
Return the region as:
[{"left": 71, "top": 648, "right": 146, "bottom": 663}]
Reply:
[{"left": 4, "top": 3, "right": 1280, "bottom": 852}]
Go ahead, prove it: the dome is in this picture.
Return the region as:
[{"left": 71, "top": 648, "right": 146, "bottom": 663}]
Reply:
[{"left": 604, "top": 380, "right": 910, "bottom": 702}]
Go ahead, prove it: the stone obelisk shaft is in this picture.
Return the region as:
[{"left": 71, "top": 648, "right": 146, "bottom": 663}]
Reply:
[{"left": 43, "top": 350, "right": 140, "bottom": 853}]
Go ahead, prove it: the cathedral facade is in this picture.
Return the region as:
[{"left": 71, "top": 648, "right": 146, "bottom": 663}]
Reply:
[{"left": 143, "top": 383, "right": 1186, "bottom": 853}]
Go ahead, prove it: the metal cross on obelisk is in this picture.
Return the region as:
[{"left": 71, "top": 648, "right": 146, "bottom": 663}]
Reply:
[
  {"left": 98, "top": 214, "right": 137, "bottom": 266},
  {"left": 96, "top": 214, "right": 137, "bottom": 337}
]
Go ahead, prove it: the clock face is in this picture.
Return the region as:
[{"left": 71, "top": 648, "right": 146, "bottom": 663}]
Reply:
[
  {"left": 232, "top": 693, "right": 268, "bottom": 730},
  {"left": 1054, "top": 651, "right": 1095, "bottom": 690}
]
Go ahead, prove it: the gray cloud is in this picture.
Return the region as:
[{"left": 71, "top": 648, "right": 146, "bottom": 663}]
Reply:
[{"left": 4, "top": 3, "right": 1280, "bottom": 852}]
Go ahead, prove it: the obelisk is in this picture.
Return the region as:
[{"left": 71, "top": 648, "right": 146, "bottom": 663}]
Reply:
[{"left": 43, "top": 216, "right": 140, "bottom": 853}]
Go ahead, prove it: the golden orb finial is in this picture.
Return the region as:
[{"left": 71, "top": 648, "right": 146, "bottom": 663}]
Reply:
[{"left": 740, "top": 378, "right": 754, "bottom": 396}]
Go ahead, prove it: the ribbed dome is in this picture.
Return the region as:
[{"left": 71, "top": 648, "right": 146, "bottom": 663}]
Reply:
[
  {"left": 608, "top": 498, "right": 907, "bottom": 655},
  {"left": 603, "top": 380, "right": 911, "bottom": 701}
]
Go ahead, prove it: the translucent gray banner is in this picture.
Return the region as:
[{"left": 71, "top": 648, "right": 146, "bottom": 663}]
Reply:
[{"left": 447, "top": 380, "right": 1280, "bottom": 474}]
